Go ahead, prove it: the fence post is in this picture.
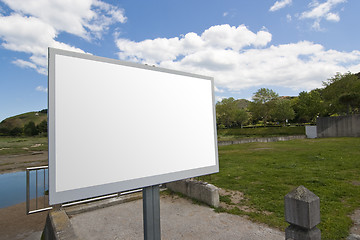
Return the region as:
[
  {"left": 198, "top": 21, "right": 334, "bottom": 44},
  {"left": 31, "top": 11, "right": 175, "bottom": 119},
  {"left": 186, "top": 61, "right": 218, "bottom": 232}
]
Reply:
[{"left": 284, "top": 185, "right": 321, "bottom": 240}]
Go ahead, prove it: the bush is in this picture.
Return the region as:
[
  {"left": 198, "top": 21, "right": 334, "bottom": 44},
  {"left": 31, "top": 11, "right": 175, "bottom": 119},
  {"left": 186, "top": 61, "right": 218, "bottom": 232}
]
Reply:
[
  {"left": 23, "top": 121, "right": 38, "bottom": 136},
  {"left": 9, "top": 127, "right": 23, "bottom": 136}
]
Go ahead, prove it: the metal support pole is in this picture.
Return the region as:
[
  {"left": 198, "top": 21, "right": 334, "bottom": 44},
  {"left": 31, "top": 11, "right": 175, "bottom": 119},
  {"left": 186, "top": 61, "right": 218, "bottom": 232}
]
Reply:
[
  {"left": 143, "top": 185, "right": 161, "bottom": 240},
  {"left": 36, "top": 170, "right": 38, "bottom": 209},
  {"left": 43, "top": 169, "right": 46, "bottom": 207},
  {"left": 26, "top": 169, "right": 30, "bottom": 215}
]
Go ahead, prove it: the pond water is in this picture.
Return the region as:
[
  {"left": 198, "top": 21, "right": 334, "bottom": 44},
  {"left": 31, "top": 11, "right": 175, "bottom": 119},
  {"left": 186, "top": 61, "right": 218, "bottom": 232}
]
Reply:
[{"left": 0, "top": 170, "right": 48, "bottom": 208}]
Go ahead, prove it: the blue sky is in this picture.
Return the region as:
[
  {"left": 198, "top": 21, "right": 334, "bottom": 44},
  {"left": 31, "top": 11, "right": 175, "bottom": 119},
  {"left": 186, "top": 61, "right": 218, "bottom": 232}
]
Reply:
[{"left": 1, "top": 0, "right": 360, "bottom": 121}]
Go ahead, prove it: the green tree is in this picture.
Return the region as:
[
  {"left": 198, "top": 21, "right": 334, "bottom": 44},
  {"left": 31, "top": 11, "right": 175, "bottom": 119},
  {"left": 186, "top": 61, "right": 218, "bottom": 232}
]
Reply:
[
  {"left": 322, "top": 72, "right": 360, "bottom": 115},
  {"left": 24, "top": 121, "right": 38, "bottom": 136},
  {"left": 293, "top": 90, "right": 324, "bottom": 123},
  {"left": 252, "top": 88, "right": 279, "bottom": 104},
  {"left": 249, "top": 88, "right": 279, "bottom": 125},
  {"left": 338, "top": 93, "right": 360, "bottom": 115},
  {"left": 234, "top": 108, "right": 249, "bottom": 128},
  {"left": 0, "top": 127, "right": 10, "bottom": 136},
  {"left": 10, "top": 127, "right": 23, "bottom": 136},
  {"left": 37, "top": 120, "right": 48, "bottom": 136},
  {"left": 272, "top": 98, "right": 295, "bottom": 126},
  {"left": 216, "top": 97, "right": 249, "bottom": 128}
]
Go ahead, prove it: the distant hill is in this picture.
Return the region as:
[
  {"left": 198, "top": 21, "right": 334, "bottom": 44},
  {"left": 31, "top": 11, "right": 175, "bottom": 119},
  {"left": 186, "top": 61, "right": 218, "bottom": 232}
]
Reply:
[{"left": 0, "top": 110, "right": 47, "bottom": 130}]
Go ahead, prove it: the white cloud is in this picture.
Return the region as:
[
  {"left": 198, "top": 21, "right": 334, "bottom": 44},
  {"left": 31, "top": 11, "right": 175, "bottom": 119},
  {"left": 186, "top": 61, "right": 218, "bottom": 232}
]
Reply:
[
  {"left": 286, "top": 14, "right": 292, "bottom": 22},
  {"left": 222, "top": 9, "right": 237, "bottom": 18},
  {"left": 1, "top": 0, "right": 126, "bottom": 40},
  {"left": 0, "top": 13, "right": 85, "bottom": 75},
  {"left": 311, "top": 20, "right": 323, "bottom": 31},
  {"left": 12, "top": 59, "right": 47, "bottom": 75},
  {"left": 214, "top": 86, "right": 224, "bottom": 93},
  {"left": 299, "top": 0, "right": 346, "bottom": 30},
  {"left": 36, "top": 85, "right": 48, "bottom": 93},
  {"left": 0, "top": 0, "right": 126, "bottom": 74},
  {"left": 116, "top": 24, "right": 272, "bottom": 64},
  {"left": 269, "top": 0, "right": 292, "bottom": 12},
  {"left": 326, "top": 12, "right": 340, "bottom": 22},
  {"left": 115, "top": 25, "right": 360, "bottom": 94},
  {"left": 215, "top": 96, "right": 226, "bottom": 103},
  {"left": 13, "top": 59, "right": 37, "bottom": 69}
]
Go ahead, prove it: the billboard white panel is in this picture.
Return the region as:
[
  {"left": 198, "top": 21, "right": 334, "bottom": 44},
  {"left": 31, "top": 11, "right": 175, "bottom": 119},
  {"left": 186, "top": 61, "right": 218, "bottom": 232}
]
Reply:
[{"left": 48, "top": 48, "right": 218, "bottom": 204}]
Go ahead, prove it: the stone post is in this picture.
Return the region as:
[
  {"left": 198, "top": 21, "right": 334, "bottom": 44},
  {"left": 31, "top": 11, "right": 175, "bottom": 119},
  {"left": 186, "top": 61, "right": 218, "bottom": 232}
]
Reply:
[{"left": 284, "top": 185, "right": 321, "bottom": 240}]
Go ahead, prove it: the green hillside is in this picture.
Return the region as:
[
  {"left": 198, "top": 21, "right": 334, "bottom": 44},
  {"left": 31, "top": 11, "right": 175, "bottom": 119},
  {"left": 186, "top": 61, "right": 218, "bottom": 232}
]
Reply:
[
  {"left": 0, "top": 110, "right": 47, "bottom": 135},
  {"left": 0, "top": 110, "right": 47, "bottom": 129}
]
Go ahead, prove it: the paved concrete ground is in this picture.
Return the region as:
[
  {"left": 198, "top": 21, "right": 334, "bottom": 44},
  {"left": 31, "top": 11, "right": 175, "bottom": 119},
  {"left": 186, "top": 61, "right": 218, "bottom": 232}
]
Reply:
[{"left": 70, "top": 194, "right": 284, "bottom": 240}]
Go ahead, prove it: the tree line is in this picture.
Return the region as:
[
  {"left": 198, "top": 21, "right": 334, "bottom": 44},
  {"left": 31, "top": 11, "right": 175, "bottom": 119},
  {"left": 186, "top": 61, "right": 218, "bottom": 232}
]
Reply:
[
  {"left": 0, "top": 120, "right": 48, "bottom": 136},
  {"left": 216, "top": 72, "right": 360, "bottom": 128}
]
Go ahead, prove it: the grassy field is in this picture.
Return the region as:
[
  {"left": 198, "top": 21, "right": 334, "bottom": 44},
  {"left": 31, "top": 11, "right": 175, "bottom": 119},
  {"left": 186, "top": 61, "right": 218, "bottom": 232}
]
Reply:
[
  {"left": 199, "top": 137, "right": 360, "bottom": 239},
  {"left": 217, "top": 126, "right": 305, "bottom": 141},
  {"left": 0, "top": 136, "right": 48, "bottom": 155}
]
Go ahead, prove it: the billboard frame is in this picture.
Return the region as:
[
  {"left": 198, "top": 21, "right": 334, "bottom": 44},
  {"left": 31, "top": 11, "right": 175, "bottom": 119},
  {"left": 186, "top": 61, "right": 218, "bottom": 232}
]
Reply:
[{"left": 48, "top": 47, "right": 219, "bottom": 205}]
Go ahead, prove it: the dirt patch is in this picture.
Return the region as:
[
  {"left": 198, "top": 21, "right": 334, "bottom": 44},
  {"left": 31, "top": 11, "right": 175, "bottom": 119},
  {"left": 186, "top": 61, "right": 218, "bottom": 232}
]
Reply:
[
  {"left": 219, "top": 188, "right": 254, "bottom": 213},
  {"left": 351, "top": 181, "right": 360, "bottom": 186},
  {"left": 0, "top": 151, "right": 48, "bottom": 174},
  {"left": 218, "top": 188, "right": 273, "bottom": 216},
  {"left": 219, "top": 188, "right": 244, "bottom": 204}
]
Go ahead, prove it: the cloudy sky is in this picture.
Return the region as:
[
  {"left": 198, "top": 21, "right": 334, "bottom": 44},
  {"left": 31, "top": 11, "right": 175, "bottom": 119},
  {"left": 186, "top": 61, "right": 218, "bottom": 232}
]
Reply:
[{"left": 1, "top": 0, "right": 360, "bottom": 121}]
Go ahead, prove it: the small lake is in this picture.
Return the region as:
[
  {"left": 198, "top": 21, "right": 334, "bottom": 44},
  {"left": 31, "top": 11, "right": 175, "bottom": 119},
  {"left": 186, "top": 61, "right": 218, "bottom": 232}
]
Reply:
[{"left": 0, "top": 170, "right": 48, "bottom": 208}]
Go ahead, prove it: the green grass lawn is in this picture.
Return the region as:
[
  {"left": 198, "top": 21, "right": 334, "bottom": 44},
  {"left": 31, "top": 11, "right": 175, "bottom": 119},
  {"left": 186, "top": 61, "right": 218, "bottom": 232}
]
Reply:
[
  {"left": 201, "top": 137, "right": 360, "bottom": 239},
  {"left": 217, "top": 126, "right": 305, "bottom": 141},
  {"left": 0, "top": 136, "right": 48, "bottom": 155}
]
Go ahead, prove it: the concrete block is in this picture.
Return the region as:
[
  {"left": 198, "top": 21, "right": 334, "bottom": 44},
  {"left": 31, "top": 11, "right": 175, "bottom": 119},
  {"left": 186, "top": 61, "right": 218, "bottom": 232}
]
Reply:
[
  {"left": 166, "top": 179, "right": 219, "bottom": 208},
  {"left": 42, "top": 209, "right": 79, "bottom": 240},
  {"left": 285, "top": 225, "right": 321, "bottom": 240},
  {"left": 306, "top": 126, "right": 317, "bottom": 138},
  {"left": 285, "top": 185, "right": 320, "bottom": 229}
]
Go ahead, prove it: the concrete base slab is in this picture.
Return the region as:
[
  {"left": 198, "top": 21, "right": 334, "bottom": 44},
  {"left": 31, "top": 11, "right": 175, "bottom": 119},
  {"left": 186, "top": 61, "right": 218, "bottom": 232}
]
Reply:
[{"left": 69, "top": 194, "right": 284, "bottom": 240}]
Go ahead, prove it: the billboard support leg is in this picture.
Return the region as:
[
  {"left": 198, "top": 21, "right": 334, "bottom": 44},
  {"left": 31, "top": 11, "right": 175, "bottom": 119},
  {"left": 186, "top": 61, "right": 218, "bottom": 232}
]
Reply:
[{"left": 143, "top": 185, "right": 161, "bottom": 240}]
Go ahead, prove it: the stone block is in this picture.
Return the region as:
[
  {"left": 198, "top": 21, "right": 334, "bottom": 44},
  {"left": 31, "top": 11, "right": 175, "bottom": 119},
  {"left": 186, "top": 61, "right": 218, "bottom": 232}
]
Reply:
[
  {"left": 166, "top": 179, "right": 219, "bottom": 208},
  {"left": 285, "top": 185, "right": 320, "bottom": 229},
  {"left": 42, "top": 209, "right": 79, "bottom": 240}
]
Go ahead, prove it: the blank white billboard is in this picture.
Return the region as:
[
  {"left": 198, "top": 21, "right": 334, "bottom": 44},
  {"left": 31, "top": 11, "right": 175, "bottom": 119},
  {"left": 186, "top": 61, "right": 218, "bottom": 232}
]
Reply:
[{"left": 48, "top": 48, "right": 218, "bottom": 205}]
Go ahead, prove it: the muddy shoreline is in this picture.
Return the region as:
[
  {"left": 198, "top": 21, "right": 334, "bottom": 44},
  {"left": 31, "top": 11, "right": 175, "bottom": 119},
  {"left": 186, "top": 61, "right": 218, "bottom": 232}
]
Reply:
[
  {"left": 0, "top": 151, "right": 48, "bottom": 174},
  {"left": 0, "top": 199, "right": 48, "bottom": 240}
]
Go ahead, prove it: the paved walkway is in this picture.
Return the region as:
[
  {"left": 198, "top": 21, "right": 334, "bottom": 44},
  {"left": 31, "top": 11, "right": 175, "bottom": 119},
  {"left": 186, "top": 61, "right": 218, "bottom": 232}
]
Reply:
[{"left": 70, "top": 194, "right": 284, "bottom": 240}]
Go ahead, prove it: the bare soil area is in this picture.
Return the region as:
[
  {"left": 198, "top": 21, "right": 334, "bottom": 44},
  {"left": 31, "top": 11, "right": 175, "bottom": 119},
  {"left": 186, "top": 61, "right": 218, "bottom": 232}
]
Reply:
[
  {"left": 0, "top": 199, "right": 48, "bottom": 240},
  {"left": 0, "top": 151, "right": 48, "bottom": 174}
]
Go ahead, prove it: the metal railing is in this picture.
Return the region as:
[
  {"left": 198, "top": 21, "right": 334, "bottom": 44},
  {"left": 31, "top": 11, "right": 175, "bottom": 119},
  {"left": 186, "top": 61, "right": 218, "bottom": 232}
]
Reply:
[
  {"left": 26, "top": 166, "right": 51, "bottom": 214},
  {"left": 26, "top": 165, "right": 142, "bottom": 214}
]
